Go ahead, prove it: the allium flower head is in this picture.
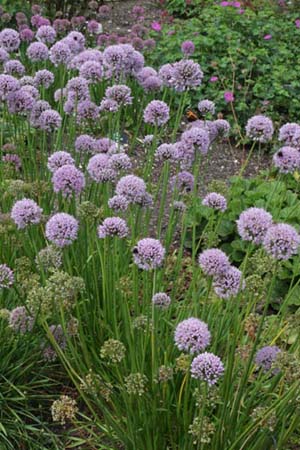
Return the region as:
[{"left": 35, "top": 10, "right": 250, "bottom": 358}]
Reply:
[
  {"left": 36, "top": 25, "right": 56, "bottom": 44},
  {"left": 133, "top": 238, "right": 165, "bottom": 270},
  {"left": 0, "top": 74, "right": 20, "bottom": 100},
  {"left": 198, "top": 249, "right": 230, "bottom": 276},
  {"left": 46, "top": 213, "right": 79, "bottom": 247},
  {"left": 11, "top": 198, "right": 42, "bottom": 229},
  {"left": 47, "top": 151, "right": 75, "bottom": 173},
  {"left": 152, "top": 292, "right": 171, "bottom": 309},
  {"left": 155, "top": 143, "right": 177, "bottom": 161},
  {"left": 214, "top": 119, "right": 230, "bottom": 137},
  {"left": 273, "top": 147, "right": 300, "bottom": 174},
  {"left": 99, "top": 98, "right": 118, "bottom": 112},
  {"left": 77, "top": 100, "right": 100, "bottom": 123},
  {"left": 181, "top": 40, "right": 195, "bottom": 56},
  {"left": 97, "top": 217, "right": 129, "bottom": 238},
  {"left": 39, "top": 109, "right": 62, "bottom": 131},
  {"left": 198, "top": 99, "right": 215, "bottom": 116},
  {"left": 213, "top": 266, "right": 244, "bottom": 299},
  {"left": 51, "top": 395, "right": 78, "bottom": 425},
  {"left": 263, "top": 223, "right": 300, "bottom": 260},
  {"left": 0, "top": 47, "right": 9, "bottom": 64},
  {"left": 20, "top": 28, "right": 34, "bottom": 43},
  {"left": 35, "top": 245, "right": 62, "bottom": 272},
  {"left": 0, "top": 264, "right": 14, "bottom": 289},
  {"left": 175, "top": 318, "right": 211, "bottom": 354},
  {"left": 50, "top": 41, "right": 72, "bottom": 66},
  {"left": 34, "top": 69, "right": 54, "bottom": 88},
  {"left": 63, "top": 31, "right": 85, "bottom": 54},
  {"left": 181, "top": 127, "right": 210, "bottom": 154},
  {"left": 4, "top": 59, "right": 25, "bottom": 77},
  {"left": 191, "top": 352, "right": 224, "bottom": 385},
  {"left": 79, "top": 60, "right": 103, "bottom": 82},
  {"left": 94, "top": 138, "right": 117, "bottom": 154},
  {"left": 109, "top": 153, "right": 132, "bottom": 171},
  {"left": 143, "top": 100, "right": 170, "bottom": 126},
  {"left": 52, "top": 164, "right": 85, "bottom": 197},
  {"left": 9, "top": 306, "right": 34, "bottom": 333},
  {"left": 75, "top": 134, "right": 96, "bottom": 154},
  {"left": 66, "top": 76, "right": 90, "bottom": 101},
  {"left": 245, "top": 115, "right": 274, "bottom": 143},
  {"left": 142, "top": 75, "right": 162, "bottom": 92},
  {"left": 202, "top": 192, "right": 227, "bottom": 212},
  {"left": 171, "top": 171, "right": 194, "bottom": 193},
  {"left": 116, "top": 175, "right": 147, "bottom": 204},
  {"left": 255, "top": 346, "right": 281, "bottom": 373},
  {"left": 27, "top": 42, "right": 49, "bottom": 62},
  {"left": 0, "top": 28, "right": 20, "bottom": 52},
  {"left": 2, "top": 153, "right": 21, "bottom": 170},
  {"left": 237, "top": 207, "right": 273, "bottom": 245},
  {"left": 108, "top": 195, "right": 130, "bottom": 212},
  {"left": 171, "top": 59, "right": 203, "bottom": 92},
  {"left": 278, "top": 123, "right": 300, "bottom": 147},
  {"left": 30, "top": 100, "right": 51, "bottom": 127},
  {"left": 87, "top": 154, "right": 116, "bottom": 183},
  {"left": 105, "top": 84, "right": 133, "bottom": 106},
  {"left": 7, "top": 89, "right": 35, "bottom": 115},
  {"left": 159, "top": 63, "right": 174, "bottom": 88}
]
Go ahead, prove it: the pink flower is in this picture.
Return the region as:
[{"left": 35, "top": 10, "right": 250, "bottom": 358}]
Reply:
[
  {"left": 237, "top": 8, "right": 245, "bottom": 14},
  {"left": 220, "top": 1, "right": 230, "bottom": 5},
  {"left": 263, "top": 34, "right": 272, "bottom": 40},
  {"left": 167, "top": 30, "right": 176, "bottom": 35},
  {"left": 151, "top": 21, "right": 162, "bottom": 32},
  {"left": 210, "top": 76, "right": 218, "bottom": 83},
  {"left": 295, "top": 19, "right": 300, "bottom": 28},
  {"left": 224, "top": 91, "right": 234, "bottom": 102},
  {"left": 233, "top": 1, "right": 241, "bottom": 6}
]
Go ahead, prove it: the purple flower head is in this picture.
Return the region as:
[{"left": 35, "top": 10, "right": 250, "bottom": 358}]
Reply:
[
  {"left": 132, "top": 5, "right": 145, "bottom": 17},
  {"left": 198, "top": 248, "right": 230, "bottom": 276},
  {"left": 255, "top": 346, "right": 281, "bottom": 373},
  {"left": 47, "top": 151, "right": 75, "bottom": 173},
  {"left": 20, "top": 28, "right": 34, "bottom": 43},
  {"left": 245, "top": 115, "right": 274, "bottom": 143},
  {"left": 158, "top": 64, "right": 175, "bottom": 88},
  {"left": 263, "top": 34, "right": 272, "bottom": 40},
  {"left": 171, "top": 171, "right": 194, "bottom": 193},
  {"left": 11, "top": 198, "right": 43, "bottom": 229},
  {"left": 46, "top": 213, "right": 79, "bottom": 247},
  {"left": 94, "top": 138, "right": 117, "bottom": 154},
  {"left": 0, "top": 74, "right": 20, "bottom": 100},
  {"left": 0, "top": 47, "right": 9, "bottom": 64},
  {"left": 116, "top": 175, "right": 147, "bottom": 204},
  {"left": 87, "top": 154, "right": 116, "bottom": 182},
  {"left": 87, "top": 20, "right": 102, "bottom": 34},
  {"left": 132, "top": 37, "right": 144, "bottom": 51},
  {"left": 7, "top": 89, "right": 35, "bottom": 115},
  {"left": 263, "top": 223, "right": 300, "bottom": 260},
  {"left": 75, "top": 135, "right": 96, "bottom": 154},
  {"left": 189, "top": 120, "right": 218, "bottom": 143},
  {"left": 63, "top": 31, "right": 85, "bottom": 54},
  {"left": 29, "top": 100, "right": 51, "bottom": 127},
  {"left": 39, "top": 109, "right": 62, "bottom": 132},
  {"left": 66, "top": 76, "right": 90, "bottom": 101},
  {"left": 20, "top": 76, "right": 35, "bottom": 86},
  {"left": 98, "top": 217, "right": 129, "bottom": 238},
  {"left": 152, "top": 292, "right": 171, "bottom": 309},
  {"left": 136, "top": 67, "right": 157, "bottom": 84},
  {"left": 53, "top": 19, "right": 71, "bottom": 34},
  {"left": 181, "top": 127, "right": 210, "bottom": 155},
  {"left": 202, "top": 192, "right": 227, "bottom": 212},
  {"left": 109, "top": 153, "right": 132, "bottom": 172},
  {"left": 36, "top": 25, "right": 56, "bottom": 44},
  {"left": 105, "top": 84, "right": 133, "bottom": 106},
  {"left": 54, "top": 88, "right": 67, "bottom": 102},
  {"left": 31, "top": 4, "right": 42, "bottom": 14},
  {"left": 273, "top": 147, "right": 300, "bottom": 174},
  {"left": 43, "top": 324, "right": 66, "bottom": 361},
  {"left": 143, "top": 100, "right": 170, "bottom": 126},
  {"left": 50, "top": 41, "right": 72, "bottom": 66},
  {"left": 34, "top": 69, "right": 54, "bottom": 88},
  {"left": 4, "top": 59, "right": 25, "bottom": 77},
  {"left": 171, "top": 59, "right": 203, "bottom": 92},
  {"left": 9, "top": 306, "right": 34, "bottom": 333},
  {"left": 278, "top": 123, "right": 300, "bottom": 147},
  {"left": 155, "top": 143, "right": 177, "bottom": 161},
  {"left": 143, "top": 38, "right": 156, "bottom": 50},
  {"left": 88, "top": 0, "right": 98, "bottom": 10},
  {"left": 68, "top": 49, "right": 103, "bottom": 70},
  {"left": 0, "top": 29, "right": 20, "bottom": 52},
  {"left": 237, "top": 207, "right": 273, "bottom": 245},
  {"left": 2, "top": 153, "right": 21, "bottom": 170},
  {"left": 151, "top": 21, "right": 162, "bottom": 32},
  {"left": 77, "top": 100, "right": 100, "bottom": 123},
  {"left": 213, "top": 266, "right": 244, "bottom": 299},
  {"left": 108, "top": 195, "right": 130, "bottom": 212},
  {"left": 27, "top": 42, "right": 49, "bottom": 62},
  {"left": 142, "top": 75, "right": 162, "bottom": 93},
  {"left": 224, "top": 91, "right": 235, "bottom": 104},
  {"left": 79, "top": 61, "right": 103, "bottom": 82},
  {"left": 52, "top": 164, "right": 85, "bottom": 197},
  {"left": 0, "top": 264, "right": 14, "bottom": 289},
  {"left": 21, "top": 84, "right": 39, "bottom": 100},
  {"left": 181, "top": 40, "right": 195, "bottom": 56},
  {"left": 133, "top": 238, "right": 165, "bottom": 270},
  {"left": 191, "top": 352, "right": 224, "bottom": 385},
  {"left": 175, "top": 318, "right": 211, "bottom": 354},
  {"left": 99, "top": 5, "right": 111, "bottom": 17},
  {"left": 99, "top": 98, "right": 118, "bottom": 112},
  {"left": 198, "top": 99, "right": 215, "bottom": 116},
  {"left": 214, "top": 119, "right": 231, "bottom": 137}
]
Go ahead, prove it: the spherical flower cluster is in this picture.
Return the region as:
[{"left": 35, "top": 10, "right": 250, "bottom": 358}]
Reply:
[
  {"left": 50, "top": 41, "right": 72, "bottom": 66},
  {"left": 237, "top": 207, "right": 273, "bottom": 245},
  {"left": 273, "top": 147, "right": 300, "bottom": 174},
  {"left": 0, "top": 28, "right": 20, "bottom": 52},
  {"left": 99, "top": 98, "right": 118, "bottom": 112},
  {"left": 198, "top": 249, "right": 230, "bottom": 276},
  {"left": 213, "top": 266, "right": 244, "bottom": 299},
  {"left": 108, "top": 195, "right": 130, "bottom": 212},
  {"left": 198, "top": 99, "right": 215, "bottom": 116},
  {"left": 7, "top": 89, "right": 35, "bottom": 115},
  {"left": 116, "top": 175, "right": 147, "bottom": 204},
  {"left": 133, "top": 238, "right": 165, "bottom": 270},
  {"left": 245, "top": 115, "right": 274, "bottom": 143},
  {"left": 97, "top": 217, "right": 129, "bottom": 238},
  {"left": 36, "top": 25, "right": 56, "bottom": 44},
  {"left": 11, "top": 198, "right": 43, "bottom": 229},
  {"left": 181, "top": 127, "right": 210, "bottom": 154},
  {"left": 105, "top": 84, "right": 133, "bottom": 107},
  {"left": 0, "top": 48, "right": 9, "bottom": 64},
  {"left": 46, "top": 213, "right": 79, "bottom": 247},
  {"left": 181, "top": 40, "right": 195, "bottom": 56},
  {"left": 0, "top": 74, "right": 20, "bottom": 100},
  {"left": 63, "top": 31, "right": 85, "bottom": 54},
  {"left": 66, "top": 77, "right": 90, "bottom": 101},
  {"left": 39, "top": 109, "right": 62, "bottom": 131},
  {"left": 175, "top": 318, "right": 211, "bottom": 354},
  {"left": 171, "top": 171, "right": 194, "bottom": 193},
  {"left": 155, "top": 143, "right": 177, "bottom": 161},
  {"left": 278, "top": 123, "right": 300, "bottom": 148},
  {"left": 152, "top": 292, "right": 171, "bottom": 309},
  {"left": 109, "top": 153, "right": 132, "bottom": 171},
  {"left": 202, "top": 192, "right": 227, "bottom": 212},
  {"left": 143, "top": 100, "right": 170, "bottom": 126},
  {"left": 2, "top": 153, "right": 21, "bottom": 170},
  {"left": 159, "top": 63, "right": 174, "bottom": 88},
  {"left": 191, "top": 352, "right": 224, "bottom": 385},
  {"left": 30, "top": 100, "right": 51, "bottom": 127},
  {"left": 9, "top": 306, "right": 34, "bottom": 334},
  {"left": 34, "top": 69, "right": 55, "bottom": 88},
  {"left": 79, "top": 61, "right": 103, "bottom": 82},
  {"left": 52, "top": 164, "right": 85, "bottom": 197},
  {"left": 214, "top": 119, "right": 231, "bottom": 137},
  {"left": 4, "top": 59, "right": 25, "bottom": 77},
  {"left": 94, "top": 138, "right": 117, "bottom": 154},
  {"left": 263, "top": 223, "right": 300, "bottom": 260},
  {"left": 20, "top": 28, "right": 34, "bottom": 43},
  {"left": 0, "top": 264, "right": 14, "bottom": 289},
  {"left": 75, "top": 134, "right": 96, "bottom": 154},
  {"left": 47, "top": 151, "right": 75, "bottom": 173},
  {"left": 171, "top": 59, "right": 203, "bottom": 92},
  {"left": 87, "top": 154, "right": 116, "bottom": 183},
  {"left": 27, "top": 42, "right": 49, "bottom": 62},
  {"left": 255, "top": 346, "right": 281, "bottom": 373},
  {"left": 77, "top": 100, "right": 100, "bottom": 123}
]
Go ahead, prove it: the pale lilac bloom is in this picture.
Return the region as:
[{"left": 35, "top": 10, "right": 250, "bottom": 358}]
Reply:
[
  {"left": 11, "top": 198, "right": 43, "bottom": 229},
  {"left": 191, "top": 352, "right": 224, "bottom": 385},
  {"left": 97, "top": 217, "right": 129, "bottom": 238},
  {"left": 175, "top": 318, "right": 211, "bottom": 354},
  {"left": 46, "top": 213, "right": 79, "bottom": 247},
  {"left": 133, "top": 238, "right": 165, "bottom": 270}
]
